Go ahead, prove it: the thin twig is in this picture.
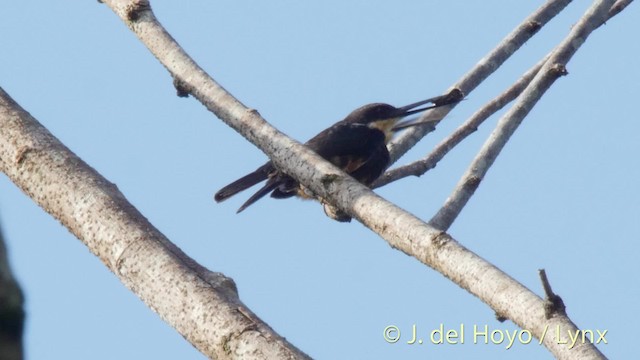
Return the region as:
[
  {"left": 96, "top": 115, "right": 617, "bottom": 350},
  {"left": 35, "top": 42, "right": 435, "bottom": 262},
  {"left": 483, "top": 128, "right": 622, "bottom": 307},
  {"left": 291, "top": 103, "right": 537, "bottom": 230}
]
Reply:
[
  {"left": 386, "top": 0, "right": 573, "bottom": 165},
  {"left": 375, "top": 57, "right": 547, "bottom": 188},
  {"left": 539, "top": 269, "right": 567, "bottom": 319},
  {"left": 378, "top": 0, "right": 633, "bottom": 189},
  {"left": 429, "top": 0, "right": 618, "bottom": 232}
]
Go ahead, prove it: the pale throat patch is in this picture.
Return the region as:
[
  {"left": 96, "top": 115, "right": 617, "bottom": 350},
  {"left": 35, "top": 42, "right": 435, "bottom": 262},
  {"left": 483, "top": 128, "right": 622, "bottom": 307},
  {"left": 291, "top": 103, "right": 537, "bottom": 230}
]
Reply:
[{"left": 368, "top": 117, "right": 401, "bottom": 143}]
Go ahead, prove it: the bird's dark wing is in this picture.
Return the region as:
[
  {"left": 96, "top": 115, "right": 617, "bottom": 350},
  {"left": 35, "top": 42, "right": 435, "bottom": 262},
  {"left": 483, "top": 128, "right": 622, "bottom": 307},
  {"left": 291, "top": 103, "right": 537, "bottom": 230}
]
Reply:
[
  {"left": 269, "top": 123, "right": 389, "bottom": 199},
  {"left": 307, "top": 123, "right": 389, "bottom": 185},
  {"left": 306, "top": 123, "right": 383, "bottom": 157},
  {"left": 216, "top": 123, "right": 390, "bottom": 213},
  {"left": 348, "top": 141, "right": 390, "bottom": 185},
  {"left": 268, "top": 123, "right": 391, "bottom": 200},
  {"left": 214, "top": 162, "right": 275, "bottom": 202}
]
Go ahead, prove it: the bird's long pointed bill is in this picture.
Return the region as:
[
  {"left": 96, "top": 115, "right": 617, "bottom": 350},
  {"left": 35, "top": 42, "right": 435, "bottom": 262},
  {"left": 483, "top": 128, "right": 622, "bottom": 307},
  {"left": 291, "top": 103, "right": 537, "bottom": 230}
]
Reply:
[
  {"left": 392, "top": 90, "right": 464, "bottom": 131},
  {"left": 392, "top": 117, "right": 441, "bottom": 131},
  {"left": 398, "top": 91, "right": 463, "bottom": 115},
  {"left": 396, "top": 95, "right": 444, "bottom": 116}
]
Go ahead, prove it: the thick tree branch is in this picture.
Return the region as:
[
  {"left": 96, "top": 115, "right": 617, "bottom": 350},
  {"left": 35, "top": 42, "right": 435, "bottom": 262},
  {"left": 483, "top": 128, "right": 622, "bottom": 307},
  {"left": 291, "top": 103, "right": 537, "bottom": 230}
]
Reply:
[
  {"left": 0, "top": 88, "right": 310, "bottom": 360},
  {"left": 430, "top": 0, "right": 620, "bottom": 231}
]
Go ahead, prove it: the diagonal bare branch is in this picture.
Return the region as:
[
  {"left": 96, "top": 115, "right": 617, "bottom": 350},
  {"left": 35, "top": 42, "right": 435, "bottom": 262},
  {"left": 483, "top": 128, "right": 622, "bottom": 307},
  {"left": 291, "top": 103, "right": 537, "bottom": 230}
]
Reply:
[{"left": 0, "top": 87, "right": 311, "bottom": 359}]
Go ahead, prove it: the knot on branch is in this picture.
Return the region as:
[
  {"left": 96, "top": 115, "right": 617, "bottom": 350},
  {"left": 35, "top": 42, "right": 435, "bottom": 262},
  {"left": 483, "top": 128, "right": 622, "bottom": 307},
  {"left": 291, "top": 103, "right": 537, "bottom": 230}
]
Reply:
[
  {"left": 126, "top": 1, "right": 151, "bottom": 22},
  {"left": 549, "top": 63, "right": 569, "bottom": 78},
  {"left": 245, "top": 108, "right": 261, "bottom": 118},
  {"left": 526, "top": 20, "right": 542, "bottom": 35},
  {"left": 173, "top": 77, "right": 191, "bottom": 98},
  {"left": 432, "top": 230, "right": 451, "bottom": 250},
  {"left": 439, "top": 88, "right": 465, "bottom": 105},
  {"left": 321, "top": 173, "right": 340, "bottom": 189},
  {"left": 465, "top": 175, "right": 482, "bottom": 192},
  {"left": 15, "top": 146, "right": 34, "bottom": 165}
]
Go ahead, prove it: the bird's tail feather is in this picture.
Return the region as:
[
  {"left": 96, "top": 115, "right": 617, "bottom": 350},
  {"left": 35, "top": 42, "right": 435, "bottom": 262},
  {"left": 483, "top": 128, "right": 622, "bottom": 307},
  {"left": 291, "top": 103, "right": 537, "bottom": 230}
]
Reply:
[
  {"left": 236, "top": 179, "right": 281, "bottom": 213},
  {"left": 214, "top": 163, "right": 273, "bottom": 203}
]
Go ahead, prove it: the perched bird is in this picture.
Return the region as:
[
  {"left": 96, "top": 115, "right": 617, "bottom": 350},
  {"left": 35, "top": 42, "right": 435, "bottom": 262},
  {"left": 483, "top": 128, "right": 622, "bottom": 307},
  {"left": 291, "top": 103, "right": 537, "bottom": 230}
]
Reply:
[{"left": 215, "top": 89, "right": 462, "bottom": 221}]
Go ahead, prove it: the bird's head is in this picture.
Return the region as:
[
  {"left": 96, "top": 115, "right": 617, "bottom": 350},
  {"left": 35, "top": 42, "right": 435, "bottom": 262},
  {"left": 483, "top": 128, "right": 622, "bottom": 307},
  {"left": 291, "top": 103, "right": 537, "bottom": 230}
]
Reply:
[{"left": 343, "top": 90, "right": 463, "bottom": 143}]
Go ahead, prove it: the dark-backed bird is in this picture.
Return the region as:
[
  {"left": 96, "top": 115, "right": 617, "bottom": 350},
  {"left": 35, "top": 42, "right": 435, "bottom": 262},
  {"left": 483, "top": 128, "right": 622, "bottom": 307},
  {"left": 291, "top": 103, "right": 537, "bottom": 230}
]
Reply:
[{"left": 215, "top": 89, "right": 462, "bottom": 221}]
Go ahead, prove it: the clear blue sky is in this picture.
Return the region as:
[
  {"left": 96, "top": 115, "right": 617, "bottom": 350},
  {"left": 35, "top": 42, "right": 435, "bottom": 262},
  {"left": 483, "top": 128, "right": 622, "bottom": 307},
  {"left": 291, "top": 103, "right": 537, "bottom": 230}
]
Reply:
[{"left": 1, "top": 2, "right": 637, "bottom": 359}]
